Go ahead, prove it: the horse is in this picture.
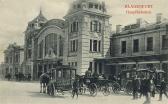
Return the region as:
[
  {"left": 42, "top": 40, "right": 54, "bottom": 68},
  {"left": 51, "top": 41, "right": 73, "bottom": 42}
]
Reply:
[{"left": 39, "top": 73, "right": 50, "bottom": 93}]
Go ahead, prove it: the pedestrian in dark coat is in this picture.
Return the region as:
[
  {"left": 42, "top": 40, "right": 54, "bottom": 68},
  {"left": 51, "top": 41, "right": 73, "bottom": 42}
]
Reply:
[
  {"left": 143, "top": 77, "right": 151, "bottom": 104},
  {"left": 159, "top": 78, "right": 168, "bottom": 101},
  {"left": 72, "top": 78, "right": 80, "bottom": 98},
  {"left": 139, "top": 78, "right": 145, "bottom": 98},
  {"left": 132, "top": 76, "right": 140, "bottom": 99}
]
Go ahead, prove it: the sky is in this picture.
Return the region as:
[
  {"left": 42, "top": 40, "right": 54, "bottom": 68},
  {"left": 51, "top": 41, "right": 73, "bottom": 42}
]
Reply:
[{"left": 0, "top": 0, "right": 167, "bottom": 63}]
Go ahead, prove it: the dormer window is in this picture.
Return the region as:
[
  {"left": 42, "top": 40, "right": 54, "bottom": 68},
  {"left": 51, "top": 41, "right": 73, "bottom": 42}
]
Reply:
[{"left": 89, "top": 3, "right": 93, "bottom": 8}]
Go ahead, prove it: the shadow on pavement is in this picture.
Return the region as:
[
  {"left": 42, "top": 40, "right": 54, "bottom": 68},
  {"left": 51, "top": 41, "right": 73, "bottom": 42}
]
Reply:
[{"left": 28, "top": 91, "right": 67, "bottom": 99}]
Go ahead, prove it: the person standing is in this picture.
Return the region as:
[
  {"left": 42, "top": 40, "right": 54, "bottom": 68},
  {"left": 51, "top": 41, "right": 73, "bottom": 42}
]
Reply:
[
  {"left": 149, "top": 75, "right": 155, "bottom": 97},
  {"left": 72, "top": 78, "right": 79, "bottom": 98},
  {"left": 159, "top": 78, "right": 168, "bottom": 101},
  {"left": 132, "top": 76, "right": 140, "bottom": 99},
  {"left": 143, "top": 76, "right": 151, "bottom": 104}
]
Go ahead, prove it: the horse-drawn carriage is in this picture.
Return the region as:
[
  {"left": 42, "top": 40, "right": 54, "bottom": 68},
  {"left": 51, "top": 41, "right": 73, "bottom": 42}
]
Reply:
[
  {"left": 46, "top": 65, "right": 76, "bottom": 96},
  {"left": 77, "top": 73, "right": 121, "bottom": 96}
]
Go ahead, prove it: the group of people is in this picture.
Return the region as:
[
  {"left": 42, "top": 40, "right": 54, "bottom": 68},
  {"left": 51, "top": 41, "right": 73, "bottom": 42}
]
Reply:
[
  {"left": 15, "top": 73, "right": 31, "bottom": 81},
  {"left": 132, "top": 75, "right": 168, "bottom": 104},
  {"left": 5, "top": 73, "right": 31, "bottom": 81}
]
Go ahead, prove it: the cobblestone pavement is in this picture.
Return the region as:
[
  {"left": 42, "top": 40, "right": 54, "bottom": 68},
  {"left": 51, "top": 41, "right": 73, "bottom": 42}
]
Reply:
[{"left": 0, "top": 80, "right": 167, "bottom": 104}]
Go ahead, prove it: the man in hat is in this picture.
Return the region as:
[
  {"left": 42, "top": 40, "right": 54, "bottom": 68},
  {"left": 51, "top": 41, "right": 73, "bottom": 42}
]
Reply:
[
  {"left": 159, "top": 78, "right": 168, "bottom": 101},
  {"left": 72, "top": 78, "right": 80, "bottom": 98}
]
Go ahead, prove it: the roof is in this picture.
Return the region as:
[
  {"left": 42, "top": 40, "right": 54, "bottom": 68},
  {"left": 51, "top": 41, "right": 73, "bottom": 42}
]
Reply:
[
  {"left": 42, "top": 19, "right": 65, "bottom": 29},
  {"left": 65, "top": 0, "right": 108, "bottom": 17},
  {"left": 113, "top": 18, "right": 168, "bottom": 37},
  {"left": 29, "top": 10, "right": 47, "bottom": 24}
]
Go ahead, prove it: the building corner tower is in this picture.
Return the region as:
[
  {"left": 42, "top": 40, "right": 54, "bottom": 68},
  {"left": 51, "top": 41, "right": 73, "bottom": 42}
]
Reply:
[{"left": 63, "top": 0, "right": 111, "bottom": 75}]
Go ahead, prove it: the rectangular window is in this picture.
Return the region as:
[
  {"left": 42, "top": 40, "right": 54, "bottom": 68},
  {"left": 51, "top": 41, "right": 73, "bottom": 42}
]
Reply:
[
  {"left": 162, "top": 35, "right": 168, "bottom": 49},
  {"left": 147, "top": 37, "right": 153, "bottom": 51},
  {"left": 76, "top": 40, "right": 78, "bottom": 51},
  {"left": 72, "top": 62, "right": 74, "bottom": 66},
  {"left": 121, "top": 41, "right": 126, "bottom": 54},
  {"left": 75, "top": 62, "right": 77, "bottom": 67},
  {"left": 99, "top": 63, "right": 102, "bottom": 74},
  {"left": 77, "top": 4, "right": 81, "bottom": 8},
  {"left": 70, "top": 39, "right": 78, "bottom": 52},
  {"left": 73, "top": 22, "right": 76, "bottom": 32},
  {"left": 93, "top": 40, "right": 98, "bottom": 52},
  {"left": 71, "top": 24, "right": 73, "bottom": 32},
  {"left": 95, "top": 4, "right": 98, "bottom": 9},
  {"left": 90, "top": 22, "right": 93, "bottom": 32},
  {"left": 99, "top": 5, "right": 102, "bottom": 10},
  {"left": 71, "top": 22, "right": 78, "bottom": 32},
  {"left": 89, "top": 3, "right": 93, "bottom": 8},
  {"left": 28, "top": 49, "right": 32, "bottom": 58},
  {"left": 89, "top": 62, "right": 92, "bottom": 71},
  {"left": 133, "top": 39, "right": 139, "bottom": 52},
  {"left": 73, "top": 40, "right": 75, "bottom": 52},
  {"left": 90, "top": 39, "right": 92, "bottom": 51},
  {"left": 98, "top": 41, "right": 101, "bottom": 52},
  {"left": 90, "top": 21, "right": 101, "bottom": 33},
  {"left": 93, "top": 21, "right": 98, "bottom": 32},
  {"left": 94, "top": 62, "right": 97, "bottom": 73},
  {"left": 90, "top": 39, "right": 100, "bottom": 52},
  {"left": 70, "top": 41, "right": 73, "bottom": 52},
  {"left": 5, "top": 57, "right": 8, "bottom": 63}
]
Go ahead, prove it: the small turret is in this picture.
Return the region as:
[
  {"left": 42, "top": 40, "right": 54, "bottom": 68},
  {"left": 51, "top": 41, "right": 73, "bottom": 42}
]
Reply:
[{"left": 26, "top": 9, "right": 47, "bottom": 32}]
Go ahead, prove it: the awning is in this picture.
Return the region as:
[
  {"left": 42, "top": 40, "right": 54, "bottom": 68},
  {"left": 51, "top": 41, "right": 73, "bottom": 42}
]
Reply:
[{"left": 95, "top": 54, "right": 168, "bottom": 63}]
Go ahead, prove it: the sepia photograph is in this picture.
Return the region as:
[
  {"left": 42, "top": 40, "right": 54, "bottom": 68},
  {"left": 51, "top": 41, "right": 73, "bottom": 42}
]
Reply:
[{"left": 0, "top": 0, "right": 168, "bottom": 104}]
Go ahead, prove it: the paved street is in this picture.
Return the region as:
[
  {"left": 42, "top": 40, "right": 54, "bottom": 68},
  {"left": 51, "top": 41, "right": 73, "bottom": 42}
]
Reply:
[{"left": 0, "top": 80, "right": 167, "bottom": 104}]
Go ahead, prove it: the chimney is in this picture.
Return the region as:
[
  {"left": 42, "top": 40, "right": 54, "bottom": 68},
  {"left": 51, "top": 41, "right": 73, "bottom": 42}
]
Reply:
[
  {"left": 136, "top": 18, "right": 142, "bottom": 27},
  {"left": 156, "top": 13, "right": 162, "bottom": 23},
  {"left": 116, "top": 25, "right": 122, "bottom": 33}
]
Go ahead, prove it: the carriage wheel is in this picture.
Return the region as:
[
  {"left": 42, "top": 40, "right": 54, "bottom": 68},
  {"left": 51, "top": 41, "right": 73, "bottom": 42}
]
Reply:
[
  {"left": 102, "top": 84, "right": 111, "bottom": 96},
  {"left": 112, "top": 82, "right": 121, "bottom": 94},
  {"left": 89, "top": 83, "right": 97, "bottom": 97}
]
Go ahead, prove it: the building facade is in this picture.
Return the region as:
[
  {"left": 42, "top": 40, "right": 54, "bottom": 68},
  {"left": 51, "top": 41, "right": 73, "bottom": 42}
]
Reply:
[
  {"left": 98, "top": 14, "right": 168, "bottom": 79},
  {"left": 3, "top": 43, "right": 24, "bottom": 78},
  {"left": 35, "top": 19, "right": 65, "bottom": 79},
  {"left": 63, "top": 0, "right": 111, "bottom": 75},
  {"left": 24, "top": 10, "right": 65, "bottom": 80}
]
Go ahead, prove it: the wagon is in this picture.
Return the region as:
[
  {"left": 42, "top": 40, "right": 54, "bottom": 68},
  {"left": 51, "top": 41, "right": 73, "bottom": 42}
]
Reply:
[
  {"left": 47, "top": 65, "right": 76, "bottom": 96},
  {"left": 78, "top": 74, "right": 121, "bottom": 96}
]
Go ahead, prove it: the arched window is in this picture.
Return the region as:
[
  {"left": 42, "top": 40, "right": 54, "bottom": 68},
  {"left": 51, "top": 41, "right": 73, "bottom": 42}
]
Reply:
[{"left": 45, "top": 33, "right": 57, "bottom": 56}]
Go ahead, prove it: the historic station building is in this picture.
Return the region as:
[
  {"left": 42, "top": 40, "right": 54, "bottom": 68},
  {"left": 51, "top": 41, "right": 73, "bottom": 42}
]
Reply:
[
  {"left": 96, "top": 13, "right": 168, "bottom": 79},
  {"left": 2, "top": 0, "right": 168, "bottom": 80}
]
